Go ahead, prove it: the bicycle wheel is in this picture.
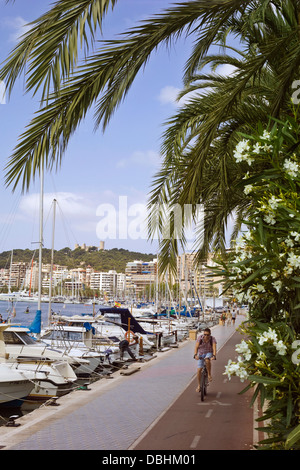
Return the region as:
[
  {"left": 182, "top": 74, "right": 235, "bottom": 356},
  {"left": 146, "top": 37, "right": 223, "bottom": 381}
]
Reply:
[
  {"left": 200, "top": 368, "right": 207, "bottom": 401},
  {"left": 204, "top": 372, "right": 208, "bottom": 396}
]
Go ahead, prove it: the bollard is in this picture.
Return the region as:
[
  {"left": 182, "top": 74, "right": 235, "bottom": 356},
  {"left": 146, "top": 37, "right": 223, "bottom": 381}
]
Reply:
[
  {"left": 139, "top": 336, "right": 144, "bottom": 356},
  {"left": 6, "top": 415, "right": 20, "bottom": 427}
]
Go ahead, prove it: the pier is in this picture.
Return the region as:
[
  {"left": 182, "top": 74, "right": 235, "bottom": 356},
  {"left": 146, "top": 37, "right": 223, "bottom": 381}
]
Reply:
[{"left": 0, "top": 315, "right": 256, "bottom": 451}]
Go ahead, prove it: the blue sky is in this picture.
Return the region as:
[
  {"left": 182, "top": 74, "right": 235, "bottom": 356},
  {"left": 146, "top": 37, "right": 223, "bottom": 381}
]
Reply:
[
  {"left": 0, "top": 0, "right": 196, "bottom": 256},
  {"left": 0, "top": 0, "right": 236, "bottom": 257}
]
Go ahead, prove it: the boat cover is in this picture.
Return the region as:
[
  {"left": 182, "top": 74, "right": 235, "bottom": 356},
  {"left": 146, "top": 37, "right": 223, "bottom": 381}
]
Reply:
[{"left": 98, "top": 307, "right": 148, "bottom": 335}]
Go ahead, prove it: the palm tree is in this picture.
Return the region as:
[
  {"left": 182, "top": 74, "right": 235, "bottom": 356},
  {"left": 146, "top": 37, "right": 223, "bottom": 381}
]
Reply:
[
  {"left": 1, "top": 0, "right": 300, "bottom": 271},
  {"left": 148, "top": 48, "right": 297, "bottom": 271}
]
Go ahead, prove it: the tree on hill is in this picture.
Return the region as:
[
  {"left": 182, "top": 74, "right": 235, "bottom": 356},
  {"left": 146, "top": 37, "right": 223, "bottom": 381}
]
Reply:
[{"left": 0, "top": 247, "right": 155, "bottom": 272}]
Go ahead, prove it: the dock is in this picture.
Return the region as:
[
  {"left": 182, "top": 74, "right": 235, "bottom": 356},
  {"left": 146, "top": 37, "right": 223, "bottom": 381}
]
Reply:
[{"left": 0, "top": 315, "right": 256, "bottom": 451}]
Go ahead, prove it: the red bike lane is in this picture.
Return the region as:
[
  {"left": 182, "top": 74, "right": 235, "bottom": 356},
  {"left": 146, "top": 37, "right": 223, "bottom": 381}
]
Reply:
[{"left": 133, "top": 331, "right": 254, "bottom": 451}]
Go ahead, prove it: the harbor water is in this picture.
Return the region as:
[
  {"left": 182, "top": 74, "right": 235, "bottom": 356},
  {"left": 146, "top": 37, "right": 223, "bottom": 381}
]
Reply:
[
  {"left": 0, "top": 300, "right": 102, "bottom": 328},
  {"left": 0, "top": 300, "right": 107, "bottom": 426}
]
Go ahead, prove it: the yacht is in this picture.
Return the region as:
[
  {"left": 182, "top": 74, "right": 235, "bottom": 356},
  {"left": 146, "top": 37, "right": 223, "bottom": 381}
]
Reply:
[
  {"left": 0, "top": 363, "right": 35, "bottom": 406},
  {"left": 40, "top": 323, "right": 108, "bottom": 376},
  {"left": 0, "top": 325, "right": 78, "bottom": 401}
]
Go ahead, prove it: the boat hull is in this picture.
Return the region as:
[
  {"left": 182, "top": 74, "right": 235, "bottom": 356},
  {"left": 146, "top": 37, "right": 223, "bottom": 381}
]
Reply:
[{"left": 0, "top": 379, "right": 34, "bottom": 406}]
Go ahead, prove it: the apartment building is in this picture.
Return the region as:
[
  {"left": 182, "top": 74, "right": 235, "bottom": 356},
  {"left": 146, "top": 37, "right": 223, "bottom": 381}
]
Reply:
[
  {"left": 0, "top": 253, "right": 224, "bottom": 303},
  {"left": 177, "top": 253, "right": 224, "bottom": 306},
  {"left": 125, "top": 259, "right": 158, "bottom": 297}
]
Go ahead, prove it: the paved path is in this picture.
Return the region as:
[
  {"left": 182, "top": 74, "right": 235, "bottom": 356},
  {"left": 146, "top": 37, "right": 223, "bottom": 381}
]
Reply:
[
  {"left": 0, "top": 315, "right": 254, "bottom": 451},
  {"left": 132, "top": 330, "right": 253, "bottom": 450}
]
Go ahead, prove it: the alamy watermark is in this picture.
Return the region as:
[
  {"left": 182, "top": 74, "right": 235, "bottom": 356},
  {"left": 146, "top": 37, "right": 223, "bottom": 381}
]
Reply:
[
  {"left": 292, "top": 80, "right": 300, "bottom": 104},
  {"left": 0, "top": 81, "right": 6, "bottom": 105},
  {"left": 95, "top": 196, "right": 204, "bottom": 242},
  {"left": 292, "top": 340, "right": 300, "bottom": 365}
]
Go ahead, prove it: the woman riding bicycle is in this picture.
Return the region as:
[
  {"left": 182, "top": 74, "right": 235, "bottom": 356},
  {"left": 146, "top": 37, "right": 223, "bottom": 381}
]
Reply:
[{"left": 194, "top": 328, "right": 217, "bottom": 392}]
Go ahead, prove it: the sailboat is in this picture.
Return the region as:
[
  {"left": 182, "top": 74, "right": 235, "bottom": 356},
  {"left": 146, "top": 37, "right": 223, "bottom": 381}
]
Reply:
[{"left": 0, "top": 171, "right": 80, "bottom": 402}]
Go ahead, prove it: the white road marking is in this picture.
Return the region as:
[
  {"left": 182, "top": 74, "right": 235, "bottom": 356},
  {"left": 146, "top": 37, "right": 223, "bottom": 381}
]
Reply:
[
  {"left": 205, "top": 409, "right": 213, "bottom": 418},
  {"left": 190, "top": 435, "right": 201, "bottom": 449}
]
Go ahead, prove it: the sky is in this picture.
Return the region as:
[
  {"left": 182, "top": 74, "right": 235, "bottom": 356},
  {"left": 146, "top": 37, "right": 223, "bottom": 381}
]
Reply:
[{"left": 0, "top": 0, "right": 236, "bottom": 258}]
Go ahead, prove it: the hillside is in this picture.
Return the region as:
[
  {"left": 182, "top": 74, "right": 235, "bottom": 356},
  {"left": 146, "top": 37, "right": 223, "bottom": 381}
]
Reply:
[{"left": 0, "top": 247, "right": 156, "bottom": 273}]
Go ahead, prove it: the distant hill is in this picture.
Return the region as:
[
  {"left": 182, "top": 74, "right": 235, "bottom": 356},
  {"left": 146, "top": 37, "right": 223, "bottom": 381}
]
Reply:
[{"left": 0, "top": 247, "right": 156, "bottom": 273}]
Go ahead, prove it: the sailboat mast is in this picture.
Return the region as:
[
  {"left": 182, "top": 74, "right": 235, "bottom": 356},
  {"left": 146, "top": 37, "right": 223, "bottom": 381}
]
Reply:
[
  {"left": 48, "top": 199, "right": 56, "bottom": 326},
  {"left": 27, "top": 167, "right": 44, "bottom": 337},
  {"left": 37, "top": 167, "right": 44, "bottom": 331},
  {"left": 8, "top": 249, "right": 13, "bottom": 294}
]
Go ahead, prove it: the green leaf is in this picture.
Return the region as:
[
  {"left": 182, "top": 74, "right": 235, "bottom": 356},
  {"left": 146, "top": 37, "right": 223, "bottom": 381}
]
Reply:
[
  {"left": 248, "top": 375, "right": 281, "bottom": 386},
  {"left": 286, "top": 424, "right": 300, "bottom": 450}
]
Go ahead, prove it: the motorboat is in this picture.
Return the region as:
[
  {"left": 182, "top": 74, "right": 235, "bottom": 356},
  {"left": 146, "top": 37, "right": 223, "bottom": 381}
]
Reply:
[
  {"left": 40, "top": 324, "right": 108, "bottom": 376},
  {"left": 97, "top": 307, "right": 182, "bottom": 348},
  {"left": 0, "top": 363, "right": 35, "bottom": 406},
  {"left": 48, "top": 311, "right": 155, "bottom": 359},
  {"left": 3, "top": 325, "right": 91, "bottom": 373},
  {"left": 7, "top": 359, "right": 77, "bottom": 402},
  {"left": 0, "top": 325, "right": 78, "bottom": 402}
]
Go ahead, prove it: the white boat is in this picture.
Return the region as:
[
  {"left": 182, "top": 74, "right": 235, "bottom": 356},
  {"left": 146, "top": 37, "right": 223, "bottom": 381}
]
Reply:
[
  {"left": 97, "top": 307, "right": 184, "bottom": 348},
  {"left": 48, "top": 312, "right": 154, "bottom": 359},
  {"left": 40, "top": 324, "right": 107, "bottom": 376},
  {"left": 7, "top": 360, "right": 77, "bottom": 402},
  {"left": 0, "top": 363, "right": 35, "bottom": 406},
  {"left": 3, "top": 324, "right": 90, "bottom": 371},
  {"left": 0, "top": 324, "right": 78, "bottom": 401}
]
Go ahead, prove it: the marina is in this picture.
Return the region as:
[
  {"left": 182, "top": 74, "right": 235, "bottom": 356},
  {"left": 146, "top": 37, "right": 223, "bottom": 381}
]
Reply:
[
  {"left": 0, "top": 299, "right": 216, "bottom": 429},
  {"left": 0, "top": 314, "right": 254, "bottom": 450}
]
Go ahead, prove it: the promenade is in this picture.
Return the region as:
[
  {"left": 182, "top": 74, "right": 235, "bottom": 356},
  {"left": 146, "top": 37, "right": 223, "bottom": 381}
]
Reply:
[{"left": 0, "top": 315, "right": 256, "bottom": 451}]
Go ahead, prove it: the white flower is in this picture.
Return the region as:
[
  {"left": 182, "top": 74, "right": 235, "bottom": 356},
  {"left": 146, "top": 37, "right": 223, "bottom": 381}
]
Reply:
[
  {"left": 287, "top": 252, "right": 300, "bottom": 269},
  {"left": 244, "top": 184, "right": 253, "bottom": 194},
  {"left": 233, "top": 139, "right": 254, "bottom": 165},
  {"left": 283, "top": 159, "right": 299, "bottom": 178},
  {"left": 257, "top": 329, "right": 287, "bottom": 356},
  {"left": 235, "top": 340, "right": 252, "bottom": 361},
  {"left": 263, "top": 144, "right": 273, "bottom": 152},
  {"left": 264, "top": 213, "right": 276, "bottom": 225},
  {"left": 268, "top": 195, "right": 281, "bottom": 210},
  {"left": 236, "top": 139, "right": 250, "bottom": 153},
  {"left": 258, "top": 328, "right": 278, "bottom": 345},
  {"left": 285, "top": 237, "right": 294, "bottom": 248},
  {"left": 224, "top": 357, "right": 248, "bottom": 382},
  {"left": 291, "top": 231, "right": 300, "bottom": 242},
  {"left": 275, "top": 340, "right": 287, "bottom": 356},
  {"left": 258, "top": 351, "right": 266, "bottom": 361},
  {"left": 261, "top": 130, "right": 271, "bottom": 140},
  {"left": 253, "top": 142, "right": 262, "bottom": 154},
  {"left": 224, "top": 359, "right": 239, "bottom": 379},
  {"left": 256, "top": 284, "right": 266, "bottom": 293},
  {"left": 236, "top": 368, "right": 249, "bottom": 382},
  {"left": 273, "top": 280, "right": 282, "bottom": 293}
]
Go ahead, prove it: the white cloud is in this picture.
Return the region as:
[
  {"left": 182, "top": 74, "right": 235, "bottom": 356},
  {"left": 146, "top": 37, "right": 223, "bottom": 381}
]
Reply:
[
  {"left": 18, "top": 189, "right": 153, "bottom": 248},
  {"left": 216, "top": 64, "right": 238, "bottom": 77},
  {"left": 158, "top": 64, "right": 238, "bottom": 109},
  {"left": 158, "top": 85, "right": 181, "bottom": 105},
  {"left": 116, "top": 150, "right": 161, "bottom": 169},
  {"left": 19, "top": 192, "right": 95, "bottom": 220},
  {"left": 1, "top": 16, "right": 32, "bottom": 43},
  {"left": 158, "top": 85, "right": 198, "bottom": 107}
]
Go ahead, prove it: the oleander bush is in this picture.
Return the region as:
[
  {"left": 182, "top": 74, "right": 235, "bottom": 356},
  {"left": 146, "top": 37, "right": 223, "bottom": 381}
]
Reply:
[{"left": 213, "top": 113, "right": 300, "bottom": 449}]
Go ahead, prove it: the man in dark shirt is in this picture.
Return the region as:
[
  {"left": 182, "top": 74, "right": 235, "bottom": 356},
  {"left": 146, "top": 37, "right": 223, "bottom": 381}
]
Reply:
[{"left": 194, "top": 328, "right": 217, "bottom": 392}]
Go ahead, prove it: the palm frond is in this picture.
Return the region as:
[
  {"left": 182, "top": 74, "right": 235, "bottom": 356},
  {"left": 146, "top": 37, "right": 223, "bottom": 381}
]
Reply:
[{"left": 0, "top": 0, "right": 118, "bottom": 100}]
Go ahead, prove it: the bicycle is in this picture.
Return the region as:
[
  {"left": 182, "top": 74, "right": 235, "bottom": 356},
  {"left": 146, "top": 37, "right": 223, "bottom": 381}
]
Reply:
[{"left": 199, "top": 360, "right": 209, "bottom": 401}]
